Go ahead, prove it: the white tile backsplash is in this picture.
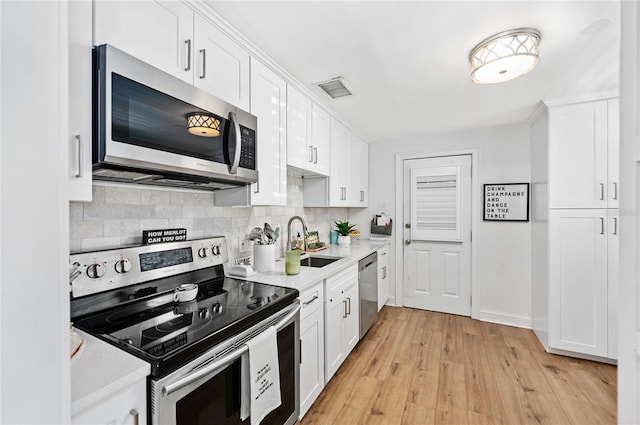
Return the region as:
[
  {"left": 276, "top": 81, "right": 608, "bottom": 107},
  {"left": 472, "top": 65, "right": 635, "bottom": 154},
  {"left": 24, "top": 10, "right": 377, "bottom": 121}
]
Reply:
[{"left": 69, "top": 176, "right": 354, "bottom": 262}]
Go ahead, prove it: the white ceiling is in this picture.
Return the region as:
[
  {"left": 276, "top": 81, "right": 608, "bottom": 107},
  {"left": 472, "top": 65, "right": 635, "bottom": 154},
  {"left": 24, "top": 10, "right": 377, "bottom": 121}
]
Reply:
[{"left": 205, "top": 1, "right": 620, "bottom": 143}]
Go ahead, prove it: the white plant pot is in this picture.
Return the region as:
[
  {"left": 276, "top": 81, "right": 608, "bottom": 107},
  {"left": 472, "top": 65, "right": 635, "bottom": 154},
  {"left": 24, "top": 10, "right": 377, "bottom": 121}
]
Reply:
[{"left": 338, "top": 235, "right": 351, "bottom": 245}]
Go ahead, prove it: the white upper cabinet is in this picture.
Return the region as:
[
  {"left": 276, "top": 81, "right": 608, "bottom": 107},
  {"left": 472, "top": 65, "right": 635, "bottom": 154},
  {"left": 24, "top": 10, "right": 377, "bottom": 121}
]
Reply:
[
  {"left": 329, "top": 118, "right": 353, "bottom": 206},
  {"left": 193, "top": 14, "right": 250, "bottom": 111},
  {"left": 215, "top": 58, "right": 287, "bottom": 206},
  {"left": 549, "top": 99, "right": 619, "bottom": 209},
  {"left": 287, "top": 85, "right": 330, "bottom": 176},
  {"left": 94, "top": 0, "right": 194, "bottom": 84},
  {"left": 303, "top": 118, "right": 369, "bottom": 207},
  {"left": 68, "top": 0, "right": 93, "bottom": 201},
  {"left": 350, "top": 135, "right": 369, "bottom": 207},
  {"left": 94, "top": 1, "right": 250, "bottom": 110}
]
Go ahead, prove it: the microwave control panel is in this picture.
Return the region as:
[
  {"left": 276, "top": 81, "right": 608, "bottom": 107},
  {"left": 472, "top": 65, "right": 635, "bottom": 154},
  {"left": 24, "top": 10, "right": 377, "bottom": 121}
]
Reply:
[{"left": 239, "top": 126, "right": 256, "bottom": 170}]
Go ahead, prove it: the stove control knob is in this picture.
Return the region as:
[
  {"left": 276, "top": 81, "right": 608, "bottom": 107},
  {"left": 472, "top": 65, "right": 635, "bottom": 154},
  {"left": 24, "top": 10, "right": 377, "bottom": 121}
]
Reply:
[
  {"left": 199, "top": 308, "right": 210, "bottom": 319},
  {"left": 212, "top": 244, "right": 221, "bottom": 256},
  {"left": 197, "top": 247, "right": 208, "bottom": 258},
  {"left": 212, "top": 303, "right": 223, "bottom": 314},
  {"left": 114, "top": 259, "right": 132, "bottom": 274},
  {"left": 86, "top": 263, "right": 105, "bottom": 279}
]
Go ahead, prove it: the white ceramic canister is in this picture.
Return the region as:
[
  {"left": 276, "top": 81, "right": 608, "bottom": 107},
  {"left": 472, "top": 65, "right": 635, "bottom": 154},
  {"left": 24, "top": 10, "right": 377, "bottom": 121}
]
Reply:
[{"left": 253, "top": 244, "right": 276, "bottom": 272}]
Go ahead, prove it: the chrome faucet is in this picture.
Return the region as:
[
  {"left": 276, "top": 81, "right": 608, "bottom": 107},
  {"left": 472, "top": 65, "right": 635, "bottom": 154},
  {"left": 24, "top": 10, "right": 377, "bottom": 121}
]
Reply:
[{"left": 287, "top": 216, "right": 308, "bottom": 251}]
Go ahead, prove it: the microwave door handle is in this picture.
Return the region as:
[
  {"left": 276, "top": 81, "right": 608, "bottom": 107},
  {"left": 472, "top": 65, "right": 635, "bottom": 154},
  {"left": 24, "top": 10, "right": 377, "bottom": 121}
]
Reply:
[
  {"left": 161, "top": 302, "right": 300, "bottom": 396},
  {"left": 227, "top": 111, "right": 241, "bottom": 174}
]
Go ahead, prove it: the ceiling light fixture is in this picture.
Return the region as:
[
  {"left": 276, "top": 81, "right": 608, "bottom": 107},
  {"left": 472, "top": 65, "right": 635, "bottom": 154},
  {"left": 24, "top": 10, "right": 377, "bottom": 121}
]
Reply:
[
  {"left": 469, "top": 28, "right": 541, "bottom": 84},
  {"left": 186, "top": 113, "right": 221, "bottom": 137}
]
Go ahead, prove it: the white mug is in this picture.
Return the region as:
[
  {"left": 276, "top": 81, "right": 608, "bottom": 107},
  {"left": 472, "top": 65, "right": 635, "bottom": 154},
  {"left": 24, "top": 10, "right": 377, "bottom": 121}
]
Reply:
[{"left": 173, "top": 283, "right": 198, "bottom": 302}]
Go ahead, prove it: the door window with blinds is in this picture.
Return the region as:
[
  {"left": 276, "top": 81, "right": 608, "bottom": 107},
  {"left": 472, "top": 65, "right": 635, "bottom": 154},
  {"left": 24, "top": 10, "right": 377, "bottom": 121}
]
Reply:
[{"left": 410, "top": 165, "right": 463, "bottom": 242}]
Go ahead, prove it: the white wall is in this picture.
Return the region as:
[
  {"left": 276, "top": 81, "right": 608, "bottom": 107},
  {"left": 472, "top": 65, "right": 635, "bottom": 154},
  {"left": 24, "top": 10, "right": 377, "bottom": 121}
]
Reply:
[
  {"left": 351, "top": 122, "right": 532, "bottom": 328},
  {"left": 618, "top": 1, "right": 639, "bottom": 422},
  {"left": 0, "top": 1, "right": 70, "bottom": 423}
]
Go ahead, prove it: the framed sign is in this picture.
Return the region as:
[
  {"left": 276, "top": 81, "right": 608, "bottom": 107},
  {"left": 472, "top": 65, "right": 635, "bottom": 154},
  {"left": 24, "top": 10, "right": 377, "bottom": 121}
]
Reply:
[{"left": 483, "top": 183, "right": 530, "bottom": 222}]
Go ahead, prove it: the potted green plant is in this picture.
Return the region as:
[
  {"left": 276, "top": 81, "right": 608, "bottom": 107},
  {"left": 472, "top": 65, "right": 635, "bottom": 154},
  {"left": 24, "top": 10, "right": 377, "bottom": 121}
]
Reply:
[{"left": 334, "top": 221, "right": 356, "bottom": 245}]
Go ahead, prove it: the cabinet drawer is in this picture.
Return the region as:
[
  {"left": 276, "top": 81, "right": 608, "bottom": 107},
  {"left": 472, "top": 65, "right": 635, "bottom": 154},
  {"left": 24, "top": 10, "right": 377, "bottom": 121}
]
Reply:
[
  {"left": 377, "top": 245, "right": 390, "bottom": 259},
  {"left": 325, "top": 264, "right": 358, "bottom": 298},
  {"left": 300, "top": 282, "right": 324, "bottom": 320}
]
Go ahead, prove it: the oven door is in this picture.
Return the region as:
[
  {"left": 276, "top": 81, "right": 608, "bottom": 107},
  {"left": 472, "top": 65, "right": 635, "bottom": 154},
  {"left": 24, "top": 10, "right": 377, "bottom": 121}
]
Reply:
[{"left": 151, "top": 303, "right": 300, "bottom": 425}]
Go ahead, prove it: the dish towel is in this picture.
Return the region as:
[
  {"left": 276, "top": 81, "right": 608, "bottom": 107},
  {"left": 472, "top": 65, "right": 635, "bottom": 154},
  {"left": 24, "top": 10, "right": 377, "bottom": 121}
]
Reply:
[{"left": 240, "top": 326, "right": 281, "bottom": 425}]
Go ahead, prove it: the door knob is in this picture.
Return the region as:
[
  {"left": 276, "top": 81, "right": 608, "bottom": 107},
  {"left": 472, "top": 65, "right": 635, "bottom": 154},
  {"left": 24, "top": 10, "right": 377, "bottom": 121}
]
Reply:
[{"left": 404, "top": 239, "right": 411, "bottom": 245}]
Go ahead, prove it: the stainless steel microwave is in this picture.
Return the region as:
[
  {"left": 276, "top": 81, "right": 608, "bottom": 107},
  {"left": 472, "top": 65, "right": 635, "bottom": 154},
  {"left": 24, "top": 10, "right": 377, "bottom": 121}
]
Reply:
[{"left": 93, "top": 44, "right": 258, "bottom": 191}]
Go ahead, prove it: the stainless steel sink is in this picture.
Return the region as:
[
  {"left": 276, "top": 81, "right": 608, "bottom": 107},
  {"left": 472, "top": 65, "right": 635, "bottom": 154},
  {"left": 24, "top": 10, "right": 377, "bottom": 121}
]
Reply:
[{"left": 300, "top": 256, "right": 341, "bottom": 268}]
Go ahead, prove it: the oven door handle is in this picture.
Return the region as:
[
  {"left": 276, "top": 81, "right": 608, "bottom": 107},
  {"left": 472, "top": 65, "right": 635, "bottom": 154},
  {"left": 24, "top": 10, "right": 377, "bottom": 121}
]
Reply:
[{"left": 162, "top": 302, "right": 300, "bottom": 396}]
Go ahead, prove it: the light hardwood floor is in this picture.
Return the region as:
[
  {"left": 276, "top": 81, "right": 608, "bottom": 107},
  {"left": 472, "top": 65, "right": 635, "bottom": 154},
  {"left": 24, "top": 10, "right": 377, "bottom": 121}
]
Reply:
[{"left": 300, "top": 306, "right": 616, "bottom": 425}]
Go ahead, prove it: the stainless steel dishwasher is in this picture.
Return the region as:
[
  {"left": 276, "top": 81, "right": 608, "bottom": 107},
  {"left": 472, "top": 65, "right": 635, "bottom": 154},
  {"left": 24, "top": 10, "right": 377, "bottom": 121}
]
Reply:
[{"left": 359, "top": 252, "right": 378, "bottom": 339}]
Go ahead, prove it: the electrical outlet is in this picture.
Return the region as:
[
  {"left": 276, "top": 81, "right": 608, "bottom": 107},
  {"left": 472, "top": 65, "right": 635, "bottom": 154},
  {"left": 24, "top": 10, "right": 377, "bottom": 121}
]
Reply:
[{"left": 238, "top": 237, "right": 251, "bottom": 253}]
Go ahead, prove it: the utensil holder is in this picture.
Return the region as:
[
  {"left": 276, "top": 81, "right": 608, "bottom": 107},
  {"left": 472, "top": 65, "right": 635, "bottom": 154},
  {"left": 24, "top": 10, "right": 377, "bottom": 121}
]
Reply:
[{"left": 254, "top": 244, "right": 276, "bottom": 272}]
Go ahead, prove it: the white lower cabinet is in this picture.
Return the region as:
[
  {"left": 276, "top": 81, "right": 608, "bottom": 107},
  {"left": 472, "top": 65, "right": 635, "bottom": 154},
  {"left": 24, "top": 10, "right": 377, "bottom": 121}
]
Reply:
[
  {"left": 299, "top": 282, "right": 325, "bottom": 419},
  {"left": 324, "top": 264, "right": 359, "bottom": 382},
  {"left": 549, "top": 209, "right": 618, "bottom": 358},
  {"left": 377, "top": 244, "right": 390, "bottom": 311},
  {"left": 72, "top": 379, "right": 146, "bottom": 425}
]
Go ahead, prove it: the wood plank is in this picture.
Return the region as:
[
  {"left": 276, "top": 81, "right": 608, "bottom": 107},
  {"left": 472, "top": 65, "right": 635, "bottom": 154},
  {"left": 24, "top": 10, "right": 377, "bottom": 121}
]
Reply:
[{"left": 300, "top": 308, "right": 617, "bottom": 425}]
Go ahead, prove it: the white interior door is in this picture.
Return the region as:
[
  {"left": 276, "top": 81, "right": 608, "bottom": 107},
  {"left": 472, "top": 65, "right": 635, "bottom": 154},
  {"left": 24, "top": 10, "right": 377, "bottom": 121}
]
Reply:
[{"left": 402, "top": 155, "right": 472, "bottom": 316}]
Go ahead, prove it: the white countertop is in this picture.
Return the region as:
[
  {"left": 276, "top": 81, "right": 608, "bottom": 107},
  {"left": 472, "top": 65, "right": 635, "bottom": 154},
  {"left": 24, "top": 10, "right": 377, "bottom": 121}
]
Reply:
[
  {"left": 227, "top": 239, "right": 390, "bottom": 291},
  {"left": 70, "top": 330, "right": 150, "bottom": 416}
]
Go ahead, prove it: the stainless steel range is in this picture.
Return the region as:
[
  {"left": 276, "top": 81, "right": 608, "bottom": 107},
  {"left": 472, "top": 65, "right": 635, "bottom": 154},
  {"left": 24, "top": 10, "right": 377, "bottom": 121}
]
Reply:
[{"left": 70, "top": 237, "right": 300, "bottom": 425}]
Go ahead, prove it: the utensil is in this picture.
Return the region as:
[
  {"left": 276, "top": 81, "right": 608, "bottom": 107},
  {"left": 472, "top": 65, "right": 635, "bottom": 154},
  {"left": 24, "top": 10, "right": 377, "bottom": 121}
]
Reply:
[{"left": 264, "top": 222, "right": 276, "bottom": 244}]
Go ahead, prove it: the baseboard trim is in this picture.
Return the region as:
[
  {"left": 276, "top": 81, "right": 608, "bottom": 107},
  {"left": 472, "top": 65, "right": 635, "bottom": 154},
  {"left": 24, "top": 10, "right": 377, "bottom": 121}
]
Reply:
[{"left": 478, "top": 310, "right": 532, "bottom": 329}]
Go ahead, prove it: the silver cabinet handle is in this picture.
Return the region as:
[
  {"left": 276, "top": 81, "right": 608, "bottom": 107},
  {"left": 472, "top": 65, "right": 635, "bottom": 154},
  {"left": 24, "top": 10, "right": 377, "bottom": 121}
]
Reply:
[
  {"left": 600, "top": 183, "right": 605, "bottom": 200},
  {"left": 129, "top": 409, "right": 139, "bottom": 425},
  {"left": 600, "top": 217, "right": 605, "bottom": 235},
  {"left": 308, "top": 145, "right": 314, "bottom": 163},
  {"left": 360, "top": 190, "right": 365, "bottom": 202},
  {"left": 74, "top": 134, "right": 83, "bottom": 178},
  {"left": 382, "top": 266, "right": 387, "bottom": 279},
  {"left": 346, "top": 297, "right": 351, "bottom": 315},
  {"left": 405, "top": 239, "right": 411, "bottom": 245},
  {"left": 227, "top": 111, "right": 241, "bottom": 174},
  {"left": 613, "top": 182, "right": 618, "bottom": 200},
  {"left": 162, "top": 303, "right": 300, "bottom": 396},
  {"left": 340, "top": 187, "right": 346, "bottom": 200},
  {"left": 613, "top": 217, "right": 618, "bottom": 235},
  {"left": 343, "top": 300, "right": 347, "bottom": 318},
  {"left": 313, "top": 147, "right": 318, "bottom": 164},
  {"left": 184, "top": 39, "right": 191, "bottom": 71},
  {"left": 253, "top": 181, "right": 260, "bottom": 194},
  {"left": 303, "top": 295, "right": 318, "bottom": 305},
  {"left": 199, "top": 49, "right": 206, "bottom": 79}
]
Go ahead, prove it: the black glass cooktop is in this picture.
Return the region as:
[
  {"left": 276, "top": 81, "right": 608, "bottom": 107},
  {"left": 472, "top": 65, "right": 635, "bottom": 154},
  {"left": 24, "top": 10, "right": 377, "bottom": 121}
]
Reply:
[{"left": 73, "top": 275, "right": 298, "bottom": 377}]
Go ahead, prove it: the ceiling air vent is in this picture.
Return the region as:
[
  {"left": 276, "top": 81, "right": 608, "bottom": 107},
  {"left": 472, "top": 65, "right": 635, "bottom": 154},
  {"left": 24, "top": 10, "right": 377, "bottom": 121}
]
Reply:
[{"left": 316, "top": 76, "right": 353, "bottom": 99}]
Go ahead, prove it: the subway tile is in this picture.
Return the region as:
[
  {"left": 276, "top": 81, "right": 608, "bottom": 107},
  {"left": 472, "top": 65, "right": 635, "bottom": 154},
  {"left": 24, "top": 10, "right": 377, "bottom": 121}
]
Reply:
[
  {"left": 103, "top": 219, "right": 140, "bottom": 238},
  {"left": 139, "top": 219, "right": 170, "bottom": 232},
  {"left": 156, "top": 205, "right": 183, "bottom": 219},
  {"left": 140, "top": 190, "right": 172, "bottom": 206},
  {"left": 71, "top": 220, "right": 104, "bottom": 240},
  {"left": 84, "top": 204, "right": 155, "bottom": 220},
  {"left": 105, "top": 187, "right": 142, "bottom": 204},
  {"left": 192, "top": 193, "right": 215, "bottom": 206},
  {"left": 69, "top": 202, "right": 83, "bottom": 222},
  {"left": 168, "top": 218, "right": 193, "bottom": 230},
  {"left": 81, "top": 236, "right": 122, "bottom": 251},
  {"left": 91, "top": 185, "right": 106, "bottom": 204},
  {"left": 183, "top": 205, "right": 205, "bottom": 218}
]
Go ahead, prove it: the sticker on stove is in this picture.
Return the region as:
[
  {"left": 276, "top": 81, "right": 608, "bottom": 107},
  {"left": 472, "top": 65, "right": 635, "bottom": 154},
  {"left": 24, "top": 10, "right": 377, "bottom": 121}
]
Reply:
[{"left": 143, "top": 228, "right": 188, "bottom": 244}]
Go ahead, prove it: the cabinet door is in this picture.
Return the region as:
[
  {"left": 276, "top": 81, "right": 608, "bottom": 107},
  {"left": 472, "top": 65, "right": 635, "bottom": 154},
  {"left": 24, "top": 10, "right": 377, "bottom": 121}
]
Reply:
[
  {"left": 287, "top": 85, "right": 312, "bottom": 171},
  {"left": 344, "top": 281, "right": 360, "bottom": 353},
  {"left": 247, "top": 59, "right": 287, "bottom": 205},
  {"left": 607, "top": 99, "right": 620, "bottom": 209},
  {"left": 311, "top": 104, "right": 331, "bottom": 176},
  {"left": 193, "top": 15, "right": 250, "bottom": 110},
  {"left": 72, "top": 379, "right": 146, "bottom": 425},
  {"left": 549, "top": 101, "right": 608, "bottom": 208},
  {"left": 94, "top": 0, "right": 194, "bottom": 83},
  {"left": 549, "top": 209, "right": 608, "bottom": 356},
  {"left": 350, "top": 136, "right": 369, "bottom": 207},
  {"left": 68, "top": 0, "right": 93, "bottom": 201},
  {"left": 324, "top": 293, "right": 345, "bottom": 382},
  {"left": 299, "top": 307, "right": 325, "bottom": 419},
  {"left": 607, "top": 210, "right": 619, "bottom": 359},
  {"left": 329, "top": 119, "right": 352, "bottom": 206}
]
